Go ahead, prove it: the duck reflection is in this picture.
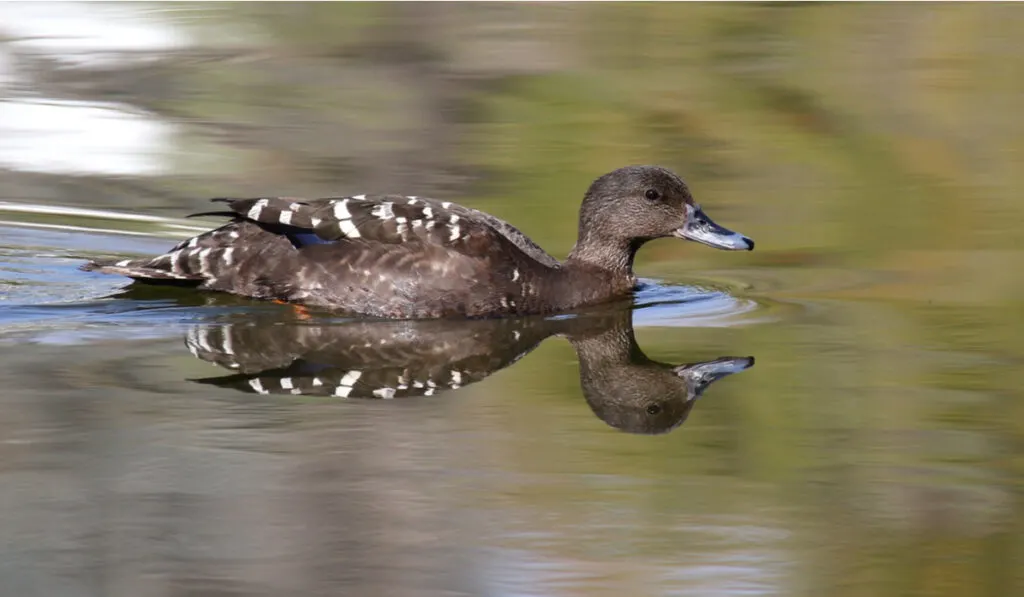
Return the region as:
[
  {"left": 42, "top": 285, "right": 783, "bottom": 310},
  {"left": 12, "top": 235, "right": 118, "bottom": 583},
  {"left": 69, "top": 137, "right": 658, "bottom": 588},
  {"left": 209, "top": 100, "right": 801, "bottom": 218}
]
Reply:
[
  {"left": 186, "top": 309, "right": 753, "bottom": 434},
  {"left": 569, "top": 314, "right": 754, "bottom": 434}
]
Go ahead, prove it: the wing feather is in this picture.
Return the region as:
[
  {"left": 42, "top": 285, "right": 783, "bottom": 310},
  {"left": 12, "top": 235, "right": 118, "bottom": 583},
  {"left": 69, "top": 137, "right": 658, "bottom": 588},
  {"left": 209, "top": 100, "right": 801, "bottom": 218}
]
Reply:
[{"left": 206, "top": 194, "right": 559, "bottom": 266}]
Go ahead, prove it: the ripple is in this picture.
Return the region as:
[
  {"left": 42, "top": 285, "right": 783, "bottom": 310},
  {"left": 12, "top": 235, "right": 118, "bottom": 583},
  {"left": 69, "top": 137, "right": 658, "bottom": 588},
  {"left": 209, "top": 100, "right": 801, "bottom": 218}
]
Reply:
[
  {"left": 0, "top": 218, "right": 250, "bottom": 341},
  {"left": 0, "top": 201, "right": 210, "bottom": 239},
  {"left": 631, "top": 278, "right": 769, "bottom": 328}
]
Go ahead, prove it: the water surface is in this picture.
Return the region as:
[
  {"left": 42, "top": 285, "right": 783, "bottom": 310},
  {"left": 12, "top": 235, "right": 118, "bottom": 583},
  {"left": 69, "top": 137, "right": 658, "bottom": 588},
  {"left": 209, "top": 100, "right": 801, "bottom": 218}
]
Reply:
[{"left": 2, "top": 3, "right": 1022, "bottom": 596}]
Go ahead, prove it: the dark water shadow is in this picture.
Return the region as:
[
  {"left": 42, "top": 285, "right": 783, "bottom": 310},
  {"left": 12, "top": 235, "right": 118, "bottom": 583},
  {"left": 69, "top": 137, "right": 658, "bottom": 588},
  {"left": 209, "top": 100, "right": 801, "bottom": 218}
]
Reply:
[{"left": 183, "top": 307, "right": 753, "bottom": 435}]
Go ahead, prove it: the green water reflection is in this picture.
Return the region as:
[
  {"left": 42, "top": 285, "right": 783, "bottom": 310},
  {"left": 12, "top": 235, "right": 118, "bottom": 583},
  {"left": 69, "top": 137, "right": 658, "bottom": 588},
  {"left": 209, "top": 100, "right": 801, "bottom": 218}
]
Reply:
[{"left": 1, "top": 2, "right": 1022, "bottom": 596}]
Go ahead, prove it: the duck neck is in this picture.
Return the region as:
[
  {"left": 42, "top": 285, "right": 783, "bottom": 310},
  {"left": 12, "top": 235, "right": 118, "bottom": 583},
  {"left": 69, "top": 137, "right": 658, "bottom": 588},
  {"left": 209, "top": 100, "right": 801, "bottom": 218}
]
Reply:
[
  {"left": 566, "top": 233, "right": 639, "bottom": 277},
  {"left": 558, "top": 236, "right": 640, "bottom": 307},
  {"left": 566, "top": 313, "right": 645, "bottom": 369}
]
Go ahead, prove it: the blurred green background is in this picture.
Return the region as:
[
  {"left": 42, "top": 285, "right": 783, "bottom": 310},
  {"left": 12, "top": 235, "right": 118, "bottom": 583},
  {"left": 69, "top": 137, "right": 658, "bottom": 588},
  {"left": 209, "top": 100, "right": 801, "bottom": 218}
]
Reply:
[{"left": 1, "top": 3, "right": 1023, "bottom": 596}]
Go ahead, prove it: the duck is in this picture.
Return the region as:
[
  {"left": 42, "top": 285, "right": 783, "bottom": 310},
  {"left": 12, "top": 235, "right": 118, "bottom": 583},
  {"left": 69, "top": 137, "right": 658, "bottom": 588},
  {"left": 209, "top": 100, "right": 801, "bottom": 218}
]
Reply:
[{"left": 82, "top": 165, "right": 754, "bottom": 319}]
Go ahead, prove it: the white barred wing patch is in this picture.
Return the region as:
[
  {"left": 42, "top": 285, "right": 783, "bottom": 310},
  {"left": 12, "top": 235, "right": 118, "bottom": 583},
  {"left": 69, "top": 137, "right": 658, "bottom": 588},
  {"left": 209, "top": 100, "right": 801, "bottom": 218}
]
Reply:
[{"left": 214, "top": 194, "right": 493, "bottom": 248}]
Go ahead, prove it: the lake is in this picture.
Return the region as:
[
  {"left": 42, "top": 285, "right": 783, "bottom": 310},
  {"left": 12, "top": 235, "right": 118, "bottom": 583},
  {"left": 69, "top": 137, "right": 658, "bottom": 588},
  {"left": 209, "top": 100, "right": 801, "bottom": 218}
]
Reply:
[{"left": 1, "top": 3, "right": 1022, "bottom": 596}]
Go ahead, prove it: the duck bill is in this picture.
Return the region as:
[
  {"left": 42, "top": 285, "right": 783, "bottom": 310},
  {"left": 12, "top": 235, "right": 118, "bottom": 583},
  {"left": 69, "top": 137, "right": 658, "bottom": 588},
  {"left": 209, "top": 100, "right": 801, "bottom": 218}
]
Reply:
[
  {"left": 674, "top": 356, "right": 755, "bottom": 385},
  {"left": 674, "top": 204, "right": 754, "bottom": 251}
]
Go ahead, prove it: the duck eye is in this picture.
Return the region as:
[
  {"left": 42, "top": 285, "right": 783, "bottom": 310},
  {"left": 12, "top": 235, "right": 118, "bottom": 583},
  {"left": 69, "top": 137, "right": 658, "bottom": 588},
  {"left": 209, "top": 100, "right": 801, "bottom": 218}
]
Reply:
[
  {"left": 646, "top": 404, "right": 662, "bottom": 415},
  {"left": 644, "top": 189, "right": 660, "bottom": 201}
]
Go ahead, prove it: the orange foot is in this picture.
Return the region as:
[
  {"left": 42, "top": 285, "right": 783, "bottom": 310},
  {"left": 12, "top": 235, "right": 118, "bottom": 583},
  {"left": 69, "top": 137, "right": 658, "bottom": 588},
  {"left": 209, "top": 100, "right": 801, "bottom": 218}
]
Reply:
[{"left": 272, "top": 299, "right": 312, "bottom": 320}]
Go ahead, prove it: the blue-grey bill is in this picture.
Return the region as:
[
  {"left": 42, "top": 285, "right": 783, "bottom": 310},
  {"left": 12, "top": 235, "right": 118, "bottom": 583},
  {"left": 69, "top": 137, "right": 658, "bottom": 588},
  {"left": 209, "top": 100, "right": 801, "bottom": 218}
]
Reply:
[
  {"left": 674, "top": 356, "right": 755, "bottom": 388},
  {"left": 675, "top": 204, "right": 754, "bottom": 251}
]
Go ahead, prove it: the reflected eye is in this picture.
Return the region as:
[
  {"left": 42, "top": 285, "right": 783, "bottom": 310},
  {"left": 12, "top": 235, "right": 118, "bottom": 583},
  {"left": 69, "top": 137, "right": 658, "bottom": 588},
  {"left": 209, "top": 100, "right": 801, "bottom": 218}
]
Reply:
[
  {"left": 646, "top": 404, "right": 662, "bottom": 415},
  {"left": 644, "top": 189, "right": 660, "bottom": 201}
]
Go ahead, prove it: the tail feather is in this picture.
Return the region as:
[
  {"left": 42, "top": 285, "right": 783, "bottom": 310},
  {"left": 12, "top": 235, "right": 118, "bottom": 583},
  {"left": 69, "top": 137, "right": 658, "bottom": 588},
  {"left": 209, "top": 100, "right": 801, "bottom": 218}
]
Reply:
[
  {"left": 80, "top": 256, "right": 203, "bottom": 282},
  {"left": 82, "top": 221, "right": 262, "bottom": 286}
]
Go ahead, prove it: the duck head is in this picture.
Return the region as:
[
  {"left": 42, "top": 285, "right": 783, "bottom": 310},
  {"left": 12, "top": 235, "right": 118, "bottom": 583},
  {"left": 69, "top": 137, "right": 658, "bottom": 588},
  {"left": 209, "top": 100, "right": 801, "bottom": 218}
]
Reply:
[{"left": 573, "top": 166, "right": 754, "bottom": 263}]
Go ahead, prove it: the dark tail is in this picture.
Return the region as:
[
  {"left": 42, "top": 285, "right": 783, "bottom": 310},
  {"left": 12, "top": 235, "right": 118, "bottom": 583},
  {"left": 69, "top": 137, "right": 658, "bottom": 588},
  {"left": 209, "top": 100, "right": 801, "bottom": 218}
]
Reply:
[{"left": 80, "top": 256, "right": 202, "bottom": 283}]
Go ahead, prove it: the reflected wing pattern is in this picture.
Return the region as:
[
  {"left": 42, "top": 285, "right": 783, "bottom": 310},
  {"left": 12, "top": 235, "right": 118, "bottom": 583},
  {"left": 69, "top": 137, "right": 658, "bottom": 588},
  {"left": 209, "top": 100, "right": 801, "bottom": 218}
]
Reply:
[{"left": 186, "top": 308, "right": 753, "bottom": 434}]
